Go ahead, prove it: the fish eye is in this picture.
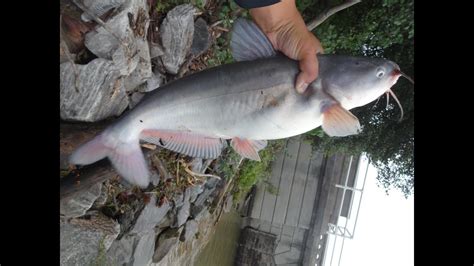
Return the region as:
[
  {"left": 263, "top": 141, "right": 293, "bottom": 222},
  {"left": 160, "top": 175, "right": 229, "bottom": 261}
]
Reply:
[{"left": 376, "top": 68, "right": 385, "bottom": 78}]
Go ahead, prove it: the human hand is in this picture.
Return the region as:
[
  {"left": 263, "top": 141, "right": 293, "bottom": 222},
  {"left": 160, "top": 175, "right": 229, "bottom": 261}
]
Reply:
[{"left": 250, "top": 0, "right": 323, "bottom": 93}]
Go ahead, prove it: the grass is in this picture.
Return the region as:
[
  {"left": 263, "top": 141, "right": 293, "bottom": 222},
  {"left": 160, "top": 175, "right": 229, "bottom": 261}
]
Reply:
[
  {"left": 92, "top": 236, "right": 108, "bottom": 266},
  {"left": 231, "top": 139, "right": 286, "bottom": 201}
]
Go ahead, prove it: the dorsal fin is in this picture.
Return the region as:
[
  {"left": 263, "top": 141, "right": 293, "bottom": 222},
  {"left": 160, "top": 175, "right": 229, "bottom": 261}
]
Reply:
[{"left": 230, "top": 18, "right": 277, "bottom": 61}]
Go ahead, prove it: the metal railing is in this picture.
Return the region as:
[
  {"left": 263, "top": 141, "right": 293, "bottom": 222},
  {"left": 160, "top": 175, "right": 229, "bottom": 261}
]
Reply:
[{"left": 321, "top": 155, "right": 370, "bottom": 266}]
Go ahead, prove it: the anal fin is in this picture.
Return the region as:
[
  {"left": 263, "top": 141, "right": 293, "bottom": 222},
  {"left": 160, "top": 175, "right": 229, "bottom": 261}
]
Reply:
[{"left": 140, "top": 130, "right": 227, "bottom": 159}]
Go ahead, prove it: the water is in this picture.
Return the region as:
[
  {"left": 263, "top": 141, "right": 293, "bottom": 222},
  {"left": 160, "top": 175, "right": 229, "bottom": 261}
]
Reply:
[{"left": 195, "top": 210, "right": 243, "bottom": 266}]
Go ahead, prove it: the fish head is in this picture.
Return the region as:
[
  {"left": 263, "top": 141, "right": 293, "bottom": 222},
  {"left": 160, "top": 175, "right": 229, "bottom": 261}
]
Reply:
[{"left": 319, "top": 55, "right": 401, "bottom": 110}]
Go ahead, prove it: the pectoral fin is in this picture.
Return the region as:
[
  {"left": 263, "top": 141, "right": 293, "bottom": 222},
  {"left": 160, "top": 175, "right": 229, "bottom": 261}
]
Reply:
[{"left": 322, "top": 104, "right": 361, "bottom": 137}]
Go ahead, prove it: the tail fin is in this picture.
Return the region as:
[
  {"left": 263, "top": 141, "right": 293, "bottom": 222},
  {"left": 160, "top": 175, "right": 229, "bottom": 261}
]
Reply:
[{"left": 69, "top": 132, "right": 150, "bottom": 188}]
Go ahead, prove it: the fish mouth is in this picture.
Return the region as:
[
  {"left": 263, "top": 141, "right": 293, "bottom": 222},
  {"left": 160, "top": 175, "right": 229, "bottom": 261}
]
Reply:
[
  {"left": 393, "top": 68, "right": 415, "bottom": 85},
  {"left": 390, "top": 69, "right": 402, "bottom": 85}
]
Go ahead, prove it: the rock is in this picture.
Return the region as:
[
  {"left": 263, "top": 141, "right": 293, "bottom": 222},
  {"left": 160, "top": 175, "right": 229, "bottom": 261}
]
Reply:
[
  {"left": 92, "top": 182, "right": 109, "bottom": 209},
  {"left": 60, "top": 59, "right": 129, "bottom": 122},
  {"left": 152, "top": 237, "right": 177, "bottom": 264},
  {"left": 131, "top": 194, "right": 171, "bottom": 235},
  {"left": 106, "top": 234, "right": 137, "bottom": 265},
  {"left": 160, "top": 4, "right": 196, "bottom": 74},
  {"left": 78, "top": 0, "right": 126, "bottom": 22},
  {"left": 157, "top": 213, "right": 173, "bottom": 230},
  {"left": 143, "top": 68, "right": 164, "bottom": 92},
  {"left": 60, "top": 182, "right": 102, "bottom": 218},
  {"left": 202, "top": 158, "right": 215, "bottom": 172},
  {"left": 84, "top": 0, "right": 149, "bottom": 60},
  {"left": 132, "top": 230, "right": 156, "bottom": 265},
  {"left": 189, "top": 158, "right": 203, "bottom": 173},
  {"left": 123, "top": 38, "right": 153, "bottom": 92},
  {"left": 60, "top": 212, "right": 120, "bottom": 266},
  {"left": 223, "top": 195, "right": 233, "bottom": 213},
  {"left": 194, "top": 208, "right": 210, "bottom": 222},
  {"left": 173, "top": 192, "right": 184, "bottom": 209},
  {"left": 179, "top": 219, "right": 198, "bottom": 242},
  {"left": 129, "top": 91, "right": 145, "bottom": 109},
  {"left": 61, "top": 13, "right": 92, "bottom": 55},
  {"left": 190, "top": 18, "right": 210, "bottom": 57},
  {"left": 149, "top": 42, "right": 164, "bottom": 58},
  {"left": 150, "top": 171, "right": 161, "bottom": 186},
  {"left": 152, "top": 227, "right": 183, "bottom": 263},
  {"left": 204, "top": 176, "right": 220, "bottom": 190},
  {"left": 191, "top": 183, "right": 218, "bottom": 218},
  {"left": 193, "top": 187, "right": 214, "bottom": 210},
  {"left": 189, "top": 184, "right": 204, "bottom": 203},
  {"left": 83, "top": 0, "right": 152, "bottom": 92},
  {"left": 85, "top": 30, "right": 121, "bottom": 60},
  {"left": 174, "top": 188, "right": 191, "bottom": 228},
  {"left": 112, "top": 44, "right": 141, "bottom": 76}
]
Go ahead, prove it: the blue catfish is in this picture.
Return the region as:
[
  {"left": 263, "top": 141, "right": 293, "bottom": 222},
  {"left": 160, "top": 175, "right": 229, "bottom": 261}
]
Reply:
[{"left": 69, "top": 19, "right": 404, "bottom": 187}]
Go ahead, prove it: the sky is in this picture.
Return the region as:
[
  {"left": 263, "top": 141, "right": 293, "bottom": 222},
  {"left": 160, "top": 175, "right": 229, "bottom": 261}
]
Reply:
[{"left": 322, "top": 156, "right": 414, "bottom": 266}]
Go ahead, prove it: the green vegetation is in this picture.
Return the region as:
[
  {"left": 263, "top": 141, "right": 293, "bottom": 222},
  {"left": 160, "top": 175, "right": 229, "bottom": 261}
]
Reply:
[
  {"left": 232, "top": 140, "right": 286, "bottom": 200},
  {"left": 299, "top": 0, "right": 414, "bottom": 197},
  {"left": 205, "top": 1, "right": 248, "bottom": 68},
  {"left": 92, "top": 236, "right": 108, "bottom": 266}
]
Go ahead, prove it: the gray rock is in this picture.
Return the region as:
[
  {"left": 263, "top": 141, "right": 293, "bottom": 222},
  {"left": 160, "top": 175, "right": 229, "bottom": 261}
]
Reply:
[
  {"left": 202, "top": 159, "right": 214, "bottom": 173},
  {"left": 123, "top": 39, "right": 153, "bottom": 92},
  {"left": 189, "top": 184, "right": 204, "bottom": 203},
  {"left": 84, "top": 0, "right": 149, "bottom": 60},
  {"left": 193, "top": 187, "right": 215, "bottom": 209},
  {"left": 152, "top": 237, "right": 177, "bottom": 264},
  {"left": 83, "top": 0, "right": 152, "bottom": 93},
  {"left": 92, "top": 182, "right": 109, "bottom": 209},
  {"left": 160, "top": 4, "right": 196, "bottom": 74},
  {"left": 60, "top": 212, "right": 120, "bottom": 266},
  {"left": 129, "top": 91, "right": 145, "bottom": 109},
  {"left": 189, "top": 158, "right": 203, "bottom": 173},
  {"left": 150, "top": 171, "right": 161, "bottom": 186},
  {"left": 173, "top": 192, "right": 184, "bottom": 209},
  {"left": 117, "top": 195, "right": 147, "bottom": 238},
  {"left": 194, "top": 208, "right": 210, "bottom": 222},
  {"left": 143, "top": 68, "right": 164, "bottom": 92},
  {"left": 223, "top": 195, "right": 233, "bottom": 213},
  {"left": 131, "top": 194, "right": 171, "bottom": 235},
  {"left": 112, "top": 44, "right": 141, "bottom": 76},
  {"left": 60, "top": 59, "right": 129, "bottom": 122},
  {"left": 190, "top": 203, "right": 205, "bottom": 219},
  {"left": 106, "top": 234, "right": 137, "bottom": 265},
  {"left": 60, "top": 182, "right": 102, "bottom": 218},
  {"left": 191, "top": 183, "right": 219, "bottom": 218},
  {"left": 149, "top": 42, "right": 164, "bottom": 59},
  {"left": 78, "top": 0, "right": 126, "bottom": 22},
  {"left": 179, "top": 219, "right": 198, "bottom": 242},
  {"left": 157, "top": 213, "right": 173, "bottom": 230},
  {"left": 85, "top": 30, "right": 120, "bottom": 60},
  {"left": 191, "top": 18, "right": 210, "bottom": 57},
  {"left": 174, "top": 188, "right": 191, "bottom": 228},
  {"left": 152, "top": 227, "right": 183, "bottom": 263},
  {"left": 132, "top": 230, "right": 156, "bottom": 266},
  {"left": 204, "top": 176, "right": 220, "bottom": 190}
]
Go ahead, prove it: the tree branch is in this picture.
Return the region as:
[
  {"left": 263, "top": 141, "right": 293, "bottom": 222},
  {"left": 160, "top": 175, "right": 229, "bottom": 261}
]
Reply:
[{"left": 306, "top": 0, "right": 361, "bottom": 31}]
